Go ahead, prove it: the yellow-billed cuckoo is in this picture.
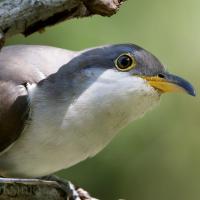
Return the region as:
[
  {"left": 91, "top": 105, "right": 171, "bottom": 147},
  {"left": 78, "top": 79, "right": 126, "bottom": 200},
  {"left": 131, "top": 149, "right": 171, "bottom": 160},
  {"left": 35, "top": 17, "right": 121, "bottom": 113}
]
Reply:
[{"left": 0, "top": 44, "right": 195, "bottom": 198}]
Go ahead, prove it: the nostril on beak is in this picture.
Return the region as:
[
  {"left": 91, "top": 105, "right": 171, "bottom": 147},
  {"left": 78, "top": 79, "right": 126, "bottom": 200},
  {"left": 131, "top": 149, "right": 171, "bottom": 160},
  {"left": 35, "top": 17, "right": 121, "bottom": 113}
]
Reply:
[{"left": 158, "top": 73, "right": 165, "bottom": 78}]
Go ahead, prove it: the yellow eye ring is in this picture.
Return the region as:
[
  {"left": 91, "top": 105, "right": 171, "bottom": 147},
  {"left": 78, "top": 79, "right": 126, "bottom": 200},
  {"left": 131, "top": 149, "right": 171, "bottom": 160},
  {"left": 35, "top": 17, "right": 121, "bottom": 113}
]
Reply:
[{"left": 114, "top": 53, "right": 136, "bottom": 72}]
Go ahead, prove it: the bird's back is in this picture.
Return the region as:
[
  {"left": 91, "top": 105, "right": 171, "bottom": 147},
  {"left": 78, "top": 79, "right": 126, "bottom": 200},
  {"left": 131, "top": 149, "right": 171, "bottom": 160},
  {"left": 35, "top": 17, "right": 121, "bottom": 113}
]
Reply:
[{"left": 0, "top": 45, "right": 75, "bottom": 83}]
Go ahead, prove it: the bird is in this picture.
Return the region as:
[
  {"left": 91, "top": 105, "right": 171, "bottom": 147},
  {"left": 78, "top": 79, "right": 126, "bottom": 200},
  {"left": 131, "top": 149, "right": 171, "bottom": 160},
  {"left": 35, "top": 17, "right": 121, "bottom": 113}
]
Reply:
[{"left": 0, "top": 43, "right": 195, "bottom": 179}]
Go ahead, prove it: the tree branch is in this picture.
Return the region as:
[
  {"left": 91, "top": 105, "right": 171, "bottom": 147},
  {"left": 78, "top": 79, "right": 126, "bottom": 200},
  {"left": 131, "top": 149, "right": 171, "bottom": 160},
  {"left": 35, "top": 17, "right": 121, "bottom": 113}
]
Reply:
[
  {"left": 0, "top": 0, "right": 124, "bottom": 47},
  {"left": 0, "top": 177, "right": 98, "bottom": 200},
  {"left": 0, "top": 178, "right": 66, "bottom": 200}
]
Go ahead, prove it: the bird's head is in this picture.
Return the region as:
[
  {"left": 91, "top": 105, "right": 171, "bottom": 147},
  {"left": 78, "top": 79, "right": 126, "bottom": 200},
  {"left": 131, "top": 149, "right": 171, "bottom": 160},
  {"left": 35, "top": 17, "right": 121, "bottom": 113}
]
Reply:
[{"left": 75, "top": 43, "right": 195, "bottom": 98}]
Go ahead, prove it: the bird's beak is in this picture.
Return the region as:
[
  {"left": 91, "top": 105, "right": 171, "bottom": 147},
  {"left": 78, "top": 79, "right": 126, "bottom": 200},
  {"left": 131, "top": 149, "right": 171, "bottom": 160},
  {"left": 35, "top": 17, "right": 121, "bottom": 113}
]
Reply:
[{"left": 141, "top": 73, "right": 196, "bottom": 96}]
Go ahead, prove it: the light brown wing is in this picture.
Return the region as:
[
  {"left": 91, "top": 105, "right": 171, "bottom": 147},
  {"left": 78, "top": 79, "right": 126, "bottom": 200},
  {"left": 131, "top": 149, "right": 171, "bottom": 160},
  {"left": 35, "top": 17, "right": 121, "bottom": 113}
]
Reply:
[
  {"left": 0, "top": 81, "right": 29, "bottom": 152},
  {"left": 0, "top": 45, "right": 74, "bottom": 152},
  {"left": 0, "top": 45, "right": 75, "bottom": 152}
]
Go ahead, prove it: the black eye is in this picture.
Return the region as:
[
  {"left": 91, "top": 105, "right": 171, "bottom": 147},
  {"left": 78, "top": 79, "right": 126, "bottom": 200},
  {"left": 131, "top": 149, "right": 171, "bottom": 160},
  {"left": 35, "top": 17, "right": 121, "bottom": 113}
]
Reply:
[{"left": 115, "top": 54, "right": 136, "bottom": 71}]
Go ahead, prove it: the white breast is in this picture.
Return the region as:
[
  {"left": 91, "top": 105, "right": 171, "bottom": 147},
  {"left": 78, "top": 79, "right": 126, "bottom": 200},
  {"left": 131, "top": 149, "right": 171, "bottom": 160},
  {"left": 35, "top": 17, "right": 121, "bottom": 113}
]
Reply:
[{"left": 0, "top": 70, "right": 160, "bottom": 177}]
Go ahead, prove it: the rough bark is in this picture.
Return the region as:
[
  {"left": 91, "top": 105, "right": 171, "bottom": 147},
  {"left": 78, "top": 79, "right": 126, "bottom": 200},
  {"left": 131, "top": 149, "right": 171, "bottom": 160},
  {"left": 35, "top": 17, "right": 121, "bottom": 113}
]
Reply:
[
  {"left": 0, "top": 178, "right": 98, "bottom": 200},
  {"left": 0, "top": 178, "right": 66, "bottom": 200},
  {"left": 0, "top": 0, "right": 124, "bottom": 47}
]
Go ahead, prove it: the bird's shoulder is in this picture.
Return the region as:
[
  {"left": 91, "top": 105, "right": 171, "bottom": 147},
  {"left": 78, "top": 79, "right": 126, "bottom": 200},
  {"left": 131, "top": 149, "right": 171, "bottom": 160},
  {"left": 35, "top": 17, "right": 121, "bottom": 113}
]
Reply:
[
  {"left": 0, "top": 81, "right": 29, "bottom": 153},
  {"left": 0, "top": 45, "right": 74, "bottom": 153}
]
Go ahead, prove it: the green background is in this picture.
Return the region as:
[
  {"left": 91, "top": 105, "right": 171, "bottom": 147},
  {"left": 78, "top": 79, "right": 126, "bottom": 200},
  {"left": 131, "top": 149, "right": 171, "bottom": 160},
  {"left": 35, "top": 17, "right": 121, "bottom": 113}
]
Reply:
[{"left": 6, "top": 0, "right": 200, "bottom": 199}]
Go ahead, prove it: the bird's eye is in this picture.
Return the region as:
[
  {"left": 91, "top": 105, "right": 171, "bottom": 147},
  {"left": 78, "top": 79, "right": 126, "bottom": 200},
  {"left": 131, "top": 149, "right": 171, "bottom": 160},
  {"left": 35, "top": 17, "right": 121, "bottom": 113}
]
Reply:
[{"left": 115, "top": 53, "right": 136, "bottom": 71}]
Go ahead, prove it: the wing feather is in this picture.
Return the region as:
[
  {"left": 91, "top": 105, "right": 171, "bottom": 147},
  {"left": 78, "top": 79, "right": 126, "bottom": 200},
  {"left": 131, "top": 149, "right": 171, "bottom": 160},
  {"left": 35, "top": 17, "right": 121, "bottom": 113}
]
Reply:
[{"left": 0, "top": 45, "right": 74, "bottom": 152}]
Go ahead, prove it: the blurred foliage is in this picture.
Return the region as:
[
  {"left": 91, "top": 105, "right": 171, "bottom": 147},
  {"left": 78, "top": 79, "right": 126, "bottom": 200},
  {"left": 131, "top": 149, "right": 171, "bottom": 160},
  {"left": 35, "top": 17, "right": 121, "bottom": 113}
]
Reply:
[{"left": 6, "top": 0, "right": 200, "bottom": 199}]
